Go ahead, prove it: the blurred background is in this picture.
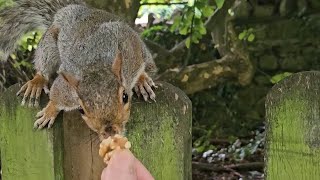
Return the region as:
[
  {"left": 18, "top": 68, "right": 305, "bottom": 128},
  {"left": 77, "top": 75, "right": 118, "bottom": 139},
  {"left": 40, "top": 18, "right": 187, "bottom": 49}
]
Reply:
[{"left": 0, "top": 0, "right": 319, "bottom": 179}]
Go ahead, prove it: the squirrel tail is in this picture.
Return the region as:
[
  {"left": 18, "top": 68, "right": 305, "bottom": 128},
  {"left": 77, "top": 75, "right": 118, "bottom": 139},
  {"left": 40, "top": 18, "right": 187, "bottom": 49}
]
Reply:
[{"left": 0, "top": 0, "right": 84, "bottom": 60}]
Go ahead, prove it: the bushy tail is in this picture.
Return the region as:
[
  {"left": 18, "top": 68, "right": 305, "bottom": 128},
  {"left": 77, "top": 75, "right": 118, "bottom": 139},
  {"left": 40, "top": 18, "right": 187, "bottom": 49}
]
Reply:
[{"left": 0, "top": 0, "right": 84, "bottom": 60}]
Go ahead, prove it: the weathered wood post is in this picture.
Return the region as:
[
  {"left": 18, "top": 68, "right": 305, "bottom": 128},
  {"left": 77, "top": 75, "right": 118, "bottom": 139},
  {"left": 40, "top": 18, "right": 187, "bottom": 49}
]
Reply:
[
  {"left": 265, "top": 71, "right": 320, "bottom": 179},
  {"left": 0, "top": 82, "right": 192, "bottom": 180}
]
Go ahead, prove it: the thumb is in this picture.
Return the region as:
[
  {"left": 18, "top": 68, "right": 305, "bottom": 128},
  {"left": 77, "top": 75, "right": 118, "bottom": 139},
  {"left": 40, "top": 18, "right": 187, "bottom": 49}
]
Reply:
[{"left": 101, "top": 149, "right": 137, "bottom": 180}]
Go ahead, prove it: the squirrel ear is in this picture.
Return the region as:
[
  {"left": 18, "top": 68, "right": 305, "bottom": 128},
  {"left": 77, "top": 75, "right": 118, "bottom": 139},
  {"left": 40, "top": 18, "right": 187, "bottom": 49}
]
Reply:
[
  {"left": 112, "top": 52, "right": 122, "bottom": 82},
  {"left": 60, "top": 72, "right": 79, "bottom": 88}
]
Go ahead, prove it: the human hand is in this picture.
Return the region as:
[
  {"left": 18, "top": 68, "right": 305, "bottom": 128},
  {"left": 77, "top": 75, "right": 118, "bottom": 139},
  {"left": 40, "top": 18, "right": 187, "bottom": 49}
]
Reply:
[{"left": 101, "top": 149, "right": 154, "bottom": 180}]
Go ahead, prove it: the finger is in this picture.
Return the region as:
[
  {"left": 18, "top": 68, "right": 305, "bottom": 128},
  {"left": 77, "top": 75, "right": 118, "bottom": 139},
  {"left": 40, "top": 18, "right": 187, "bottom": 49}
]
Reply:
[
  {"left": 34, "top": 117, "right": 45, "bottom": 129},
  {"left": 139, "top": 84, "right": 148, "bottom": 101},
  {"left": 135, "top": 158, "right": 155, "bottom": 180},
  {"left": 146, "top": 77, "right": 156, "bottom": 88},
  {"left": 101, "top": 150, "right": 136, "bottom": 179},
  {"left": 28, "top": 87, "right": 37, "bottom": 107},
  {"left": 36, "top": 109, "right": 44, "bottom": 118},
  {"left": 22, "top": 85, "right": 32, "bottom": 105},
  {"left": 44, "top": 85, "right": 50, "bottom": 94},
  {"left": 16, "top": 83, "right": 28, "bottom": 96},
  {"left": 143, "top": 81, "right": 156, "bottom": 101},
  {"left": 35, "top": 87, "right": 42, "bottom": 107},
  {"left": 38, "top": 118, "right": 50, "bottom": 129},
  {"left": 134, "top": 85, "right": 141, "bottom": 98},
  {"left": 47, "top": 117, "right": 56, "bottom": 129}
]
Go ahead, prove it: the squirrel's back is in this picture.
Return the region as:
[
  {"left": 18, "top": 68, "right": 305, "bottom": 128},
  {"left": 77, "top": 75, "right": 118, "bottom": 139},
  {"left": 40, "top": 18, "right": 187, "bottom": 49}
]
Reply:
[{"left": 0, "top": 0, "right": 85, "bottom": 60}]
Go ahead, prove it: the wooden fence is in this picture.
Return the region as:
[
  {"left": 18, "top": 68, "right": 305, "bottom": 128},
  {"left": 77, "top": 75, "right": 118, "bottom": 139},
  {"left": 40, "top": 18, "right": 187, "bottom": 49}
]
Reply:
[
  {"left": 0, "top": 82, "right": 192, "bottom": 180},
  {"left": 265, "top": 71, "right": 320, "bottom": 179}
]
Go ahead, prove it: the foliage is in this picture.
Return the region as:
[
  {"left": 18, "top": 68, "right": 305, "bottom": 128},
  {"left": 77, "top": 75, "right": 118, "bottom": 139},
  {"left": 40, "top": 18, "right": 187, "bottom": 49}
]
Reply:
[
  {"left": 0, "top": 32, "right": 39, "bottom": 90},
  {"left": 270, "top": 72, "right": 293, "bottom": 84},
  {"left": 170, "top": 0, "right": 218, "bottom": 48},
  {"left": 193, "top": 126, "right": 265, "bottom": 163},
  {"left": 238, "top": 28, "right": 255, "bottom": 42},
  {"left": 0, "top": 0, "right": 12, "bottom": 9}
]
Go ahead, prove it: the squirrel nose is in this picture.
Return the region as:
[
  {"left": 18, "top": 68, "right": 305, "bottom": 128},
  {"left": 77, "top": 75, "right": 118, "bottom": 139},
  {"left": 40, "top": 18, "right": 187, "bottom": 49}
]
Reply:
[{"left": 100, "top": 126, "right": 115, "bottom": 139}]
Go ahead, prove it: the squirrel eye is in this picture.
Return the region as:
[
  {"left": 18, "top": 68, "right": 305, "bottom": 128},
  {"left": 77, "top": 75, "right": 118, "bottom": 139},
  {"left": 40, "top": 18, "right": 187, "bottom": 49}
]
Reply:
[
  {"left": 79, "top": 108, "right": 85, "bottom": 115},
  {"left": 122, "top": 92, "right": 129, "bottom": 104}
]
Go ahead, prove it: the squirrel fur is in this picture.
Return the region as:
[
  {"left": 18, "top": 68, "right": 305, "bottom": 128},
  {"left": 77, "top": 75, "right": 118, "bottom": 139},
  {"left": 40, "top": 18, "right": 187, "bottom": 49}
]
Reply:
[{"left": 1, "top": 0, "right": 158, "bottom": 139}]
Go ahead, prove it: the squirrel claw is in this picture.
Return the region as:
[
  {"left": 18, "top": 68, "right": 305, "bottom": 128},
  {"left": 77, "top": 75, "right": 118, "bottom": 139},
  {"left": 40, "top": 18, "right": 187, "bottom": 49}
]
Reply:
[
  {"left": 17, "top": 73, "right": 48, "bottom": 107},
  {"left": 34, "top": 101, "right": 59, "bottom": 129},
  {"left": 134, "top": 73, "right": 156, "bottom": 102}
]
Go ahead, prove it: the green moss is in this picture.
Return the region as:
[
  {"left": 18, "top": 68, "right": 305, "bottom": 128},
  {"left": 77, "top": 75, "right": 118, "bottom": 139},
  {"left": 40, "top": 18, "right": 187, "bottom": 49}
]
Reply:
[
  {"left": 128, "top": 111, "right": 180, "bottom": 180},
  {"left": 267, "top": 91, "right": 320, "bottom": 179},
  {"left": 0, "top": 86, "right": 64, "bottom": 180}
]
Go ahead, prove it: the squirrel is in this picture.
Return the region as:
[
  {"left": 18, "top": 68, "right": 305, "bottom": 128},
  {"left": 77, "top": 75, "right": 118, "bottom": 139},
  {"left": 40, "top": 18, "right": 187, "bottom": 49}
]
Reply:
[{"left": 0, "top": 0, "right": 158, "bottom": 139}]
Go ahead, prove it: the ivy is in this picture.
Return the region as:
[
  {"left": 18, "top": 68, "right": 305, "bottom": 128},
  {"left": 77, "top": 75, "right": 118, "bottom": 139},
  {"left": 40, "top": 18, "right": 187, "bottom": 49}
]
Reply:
[{"left": 169, "top": 0, "right": 225, "bottom": 48}]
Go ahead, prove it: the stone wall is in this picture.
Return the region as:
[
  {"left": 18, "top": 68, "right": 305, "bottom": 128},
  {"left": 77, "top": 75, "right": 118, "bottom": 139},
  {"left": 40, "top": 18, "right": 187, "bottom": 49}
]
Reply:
[{"left": 193, "top": 0, "right": 320, "bottom": 137}]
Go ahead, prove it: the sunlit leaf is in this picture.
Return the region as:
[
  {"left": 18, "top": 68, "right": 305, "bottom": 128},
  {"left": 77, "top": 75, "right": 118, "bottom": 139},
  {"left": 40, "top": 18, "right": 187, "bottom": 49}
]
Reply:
[
  {"left": 194, "top": 7, "right": 202, "bottom": 19},
  {"left": 185, "top": 37, "right": 191, "bottom": 48},
  {"left": 238, "top": 32, "right": 246, "bottom": 40},
  {"left": 202, "top": 6, "right": 214, "bottom": 17},
  {"left": 179, "top": 26, "right": 189, "bottom": 35},
  {"left": 228, "top": 8, "right": 234, "bottom": 16},
  {"left": 247, "top": 33, "right": 255, "bottom": 42},
  {"left": 270, "top": 72, "right": 293, "bottom": 84},
  {"left": 215, "top": 0, "right": 225, "bottom": 9},
  {"left": 199, "top": 24, "right": 207, "bottom": 35},
  {"left": 188, "top": 0, "right": 195, "bottom": 7}
]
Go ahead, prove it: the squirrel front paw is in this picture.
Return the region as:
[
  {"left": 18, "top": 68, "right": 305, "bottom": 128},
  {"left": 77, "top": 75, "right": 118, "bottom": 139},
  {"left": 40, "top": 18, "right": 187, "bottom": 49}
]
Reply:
[
  {"left": 134, "top": 72, "right": 157, "bottom": 102},
  {"left": 99, "top": 134, "right": 131, "bottom": 164},
  {"left": 34, "top": 101, "right": 60, "bottom": 129},
  {"left": 17, "top": 73, "right": 49, "bottom": 107}
]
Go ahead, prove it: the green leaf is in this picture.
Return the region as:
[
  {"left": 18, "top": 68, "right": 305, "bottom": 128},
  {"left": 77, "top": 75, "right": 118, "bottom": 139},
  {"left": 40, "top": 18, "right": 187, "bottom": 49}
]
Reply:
[
  {"left": 185, "top": 37, "right": 191, "bottom": 48},
  {"left": 199, "top": 24, "right": 207, "bottom": 35},
  {"left": 238, "top": 32, "right": 246, "bottom": 40},
  {"left": 228, "top": 8, "right": 234, "bottom": 16},
  {"left": 170, "top": 17, "right": 181, "bottom": 32},
  {"left": 188, "top": 0, "right": 195, "bottom": 7},
  {"left": 247, "top": 33, "right": 255, "bottom": 42},
  {"left": 215, "top": 0, "right": 225, "bottom": 9},
  {"left": 270, "top": 72, "right": 293, "bottom": 84},
  {"left": 202, "top": 6, "right": 214, "bottom": 17},
  {"left": 194, "top": 7, "right": 202, "bottom": 19},
  {"left": 179, "top": 26, "right": 189, "bottom": 35}
]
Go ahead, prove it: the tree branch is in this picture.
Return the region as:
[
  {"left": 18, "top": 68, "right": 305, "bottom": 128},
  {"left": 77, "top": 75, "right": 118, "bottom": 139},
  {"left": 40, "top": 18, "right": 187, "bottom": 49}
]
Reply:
[
  {"left": 140, "top": 2, "right": 187, "bottom": 6},
  {"left": 192, "top": 161, "right": 264, "bottom": 172},
  {"left": 158, "top": 54, "right": 252, "bottom": 94}
]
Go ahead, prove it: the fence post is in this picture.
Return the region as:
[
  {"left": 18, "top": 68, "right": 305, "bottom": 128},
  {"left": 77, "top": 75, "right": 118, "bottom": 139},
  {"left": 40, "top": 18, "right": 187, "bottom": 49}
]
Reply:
[
  {"left": 265, "top": 71, "right": 320, "bottom": 179},
  {"left": 0, "top": 86, "right": 64, "bottom": 180},
  {"left": 0, "top": 82, "right": 192, "bottom": 180}
]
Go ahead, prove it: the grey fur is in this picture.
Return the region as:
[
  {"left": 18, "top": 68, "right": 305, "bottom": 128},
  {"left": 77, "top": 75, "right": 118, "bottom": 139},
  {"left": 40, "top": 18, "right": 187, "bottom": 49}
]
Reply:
[
  {"left": 0, "top": 0, "right": 84, "bottom": 60},
  {"left": 7, "top": 0, "right": 158, "bottom": 136}
]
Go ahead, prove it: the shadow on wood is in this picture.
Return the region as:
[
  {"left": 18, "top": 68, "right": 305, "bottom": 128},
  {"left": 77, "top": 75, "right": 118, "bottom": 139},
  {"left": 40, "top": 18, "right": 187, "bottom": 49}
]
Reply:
[
  {"left": 0, "top": 82, "right": 192, "bottom": 180},
  {"left": 265, "top": 71, "right": 320, "bottom": 180}
]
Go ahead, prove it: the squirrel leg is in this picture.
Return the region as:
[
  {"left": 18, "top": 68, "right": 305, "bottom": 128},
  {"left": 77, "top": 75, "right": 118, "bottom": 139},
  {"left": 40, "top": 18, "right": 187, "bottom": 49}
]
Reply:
[
  {"left": 16, "top": 72, "right": 49, "bottom": 107},
  {"left": 17, "top": 25, "right": 60, "bottom": 107},
  {"left": 99, "top": 134, "right": 131, "bottom": 164},
  {"left": 34, "top": 74, "right": 80, "bottom": 129},
  {"left": 34, "top": 101, "right": 60, "bottom": 129},
  {"left": 134, "top": 72, "right": 157, "bottom": 101}
]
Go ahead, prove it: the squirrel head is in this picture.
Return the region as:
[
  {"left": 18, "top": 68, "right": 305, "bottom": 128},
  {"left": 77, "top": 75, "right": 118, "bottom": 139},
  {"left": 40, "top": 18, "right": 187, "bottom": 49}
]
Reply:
[{"left": 61, "top": 53, "right": 135, "bottom": 140}]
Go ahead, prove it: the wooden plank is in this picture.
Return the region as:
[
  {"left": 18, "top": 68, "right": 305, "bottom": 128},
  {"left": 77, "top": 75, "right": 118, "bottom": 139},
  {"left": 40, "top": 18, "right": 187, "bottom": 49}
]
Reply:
[
  {"left": 0, "top": 82, "right": 192, "bottom": 180},
  {"left": 265, "top": 71, "right": 320, "bottom": 179},
  {"left": 63, "top": 82, "right": 192, "bottom": 180},
  {"left": 0, "top": 85, "right": 64, "bottom": 180}
]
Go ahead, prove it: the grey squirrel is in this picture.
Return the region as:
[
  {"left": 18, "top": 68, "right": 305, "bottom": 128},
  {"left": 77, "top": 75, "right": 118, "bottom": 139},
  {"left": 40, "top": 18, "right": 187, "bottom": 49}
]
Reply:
[{"left": 0, "top": 0, "right": 158, "bottom": 140}]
